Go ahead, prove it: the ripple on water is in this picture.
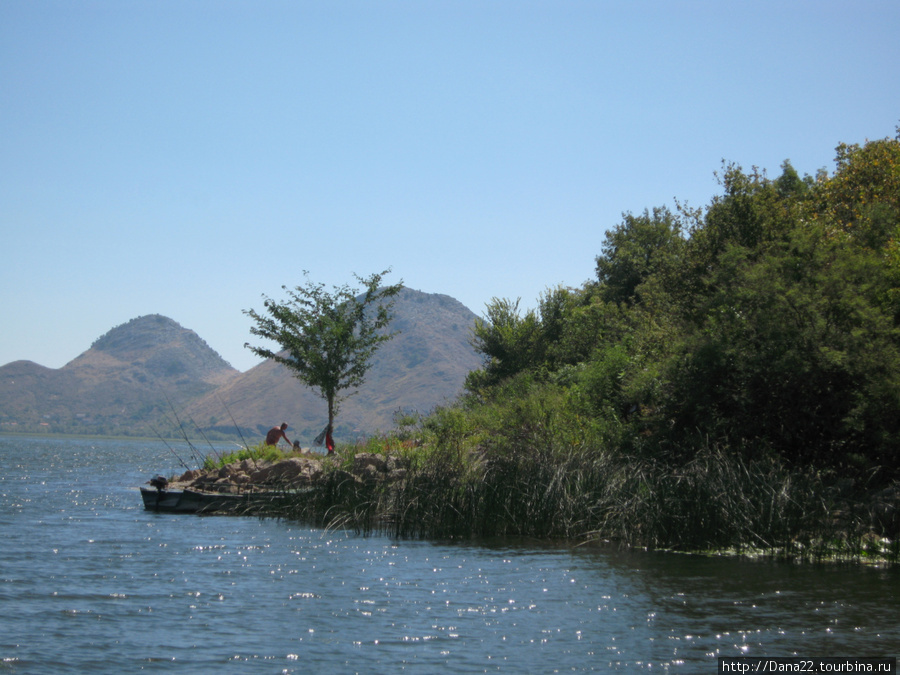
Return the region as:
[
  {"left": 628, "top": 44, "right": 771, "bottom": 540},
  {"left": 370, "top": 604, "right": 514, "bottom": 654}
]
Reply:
[{"left": 2, "top": 437, "right": 900, "bottom": 672}]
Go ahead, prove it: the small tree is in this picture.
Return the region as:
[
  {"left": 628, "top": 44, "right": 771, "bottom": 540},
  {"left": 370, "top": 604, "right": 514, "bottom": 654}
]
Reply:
[{"left": 244, "top": 269, "right": 403, "bottom": 440}]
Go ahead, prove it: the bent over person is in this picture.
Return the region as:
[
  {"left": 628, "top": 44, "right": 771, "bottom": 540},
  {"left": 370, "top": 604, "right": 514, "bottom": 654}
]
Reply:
[{"left": 265, "top": 422, "right": 293, "bottom": 447}]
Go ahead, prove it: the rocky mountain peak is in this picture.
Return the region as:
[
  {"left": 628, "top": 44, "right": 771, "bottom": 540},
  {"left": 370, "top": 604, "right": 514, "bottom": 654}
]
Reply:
[{"left": 80, "top": 314, "right": 236, "bottom": 383}]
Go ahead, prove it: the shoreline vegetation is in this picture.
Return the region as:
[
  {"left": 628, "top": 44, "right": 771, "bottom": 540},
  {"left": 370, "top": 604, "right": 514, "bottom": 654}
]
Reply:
[
  {"left": 166, "top": 427, "right": 899, "bottom": 564},
  {"left": 179, "top": 133, "right": 900, "bottom": 564}
]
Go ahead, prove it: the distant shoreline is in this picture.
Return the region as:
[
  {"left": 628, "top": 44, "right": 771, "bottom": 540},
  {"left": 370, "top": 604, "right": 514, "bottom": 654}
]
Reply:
[{"left": 0, "top": 430, "right": 231, "bottom": 444}]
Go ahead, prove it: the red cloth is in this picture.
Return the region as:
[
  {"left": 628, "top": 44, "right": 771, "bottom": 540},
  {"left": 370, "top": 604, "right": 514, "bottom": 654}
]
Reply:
[{"left": 326, "top": 430, "right": 334, "bottom": 453}]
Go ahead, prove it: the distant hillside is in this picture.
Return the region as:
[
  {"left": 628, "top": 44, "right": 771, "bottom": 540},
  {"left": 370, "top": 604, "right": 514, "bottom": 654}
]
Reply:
[
  {"left": 183, "top": 287, "right": 482, "bottom": 443},
  {"left": 0, "top": 315, "right": 239, "bottom": 436},
  {"left": 0, "top": 291, "right": 483, "bottom": 440},
  {"left": 82, "top": 314, "right": 236, "bottom": 387}
]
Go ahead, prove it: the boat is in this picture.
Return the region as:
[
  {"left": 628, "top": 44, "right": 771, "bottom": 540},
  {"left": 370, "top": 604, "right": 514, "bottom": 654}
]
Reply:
[{"left": 139, "top": 486, "right": 286, "bottom": 515}]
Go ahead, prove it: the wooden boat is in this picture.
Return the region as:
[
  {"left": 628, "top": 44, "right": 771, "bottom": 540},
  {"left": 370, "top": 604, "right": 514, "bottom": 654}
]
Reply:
[{"left": 139, "top": 486, "right": 283, "bottom": 515}]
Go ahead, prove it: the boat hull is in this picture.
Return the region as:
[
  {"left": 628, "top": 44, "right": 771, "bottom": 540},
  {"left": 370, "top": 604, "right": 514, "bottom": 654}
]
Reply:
[{"left": 140, "top": 487, "right": 258, "bottom": 514}]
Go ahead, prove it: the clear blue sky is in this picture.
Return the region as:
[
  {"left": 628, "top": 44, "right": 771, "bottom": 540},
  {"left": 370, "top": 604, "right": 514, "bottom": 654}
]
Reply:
[{"left": 2, "top": 1, "right": 898, "bottom": 372}]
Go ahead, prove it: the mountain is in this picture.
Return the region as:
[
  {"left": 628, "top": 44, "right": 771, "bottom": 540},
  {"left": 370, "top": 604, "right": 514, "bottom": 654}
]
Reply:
[
  {"left": 0, "top": 290, "right": 483, "bottom": 440},
  {"left": 0, "top": 314, "right": 240, "bottom": 436},
  {"left": 182, "top": 287, "right": 482, "bottom": 443}
]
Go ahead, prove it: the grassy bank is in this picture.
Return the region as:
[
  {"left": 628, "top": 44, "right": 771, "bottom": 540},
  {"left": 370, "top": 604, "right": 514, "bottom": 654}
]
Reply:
[
  {"left": 190, "top": 382, "right": 898, "bottom": 562},
  {"left": 263, "top": 403, "right": 899, "bottom": 564}
]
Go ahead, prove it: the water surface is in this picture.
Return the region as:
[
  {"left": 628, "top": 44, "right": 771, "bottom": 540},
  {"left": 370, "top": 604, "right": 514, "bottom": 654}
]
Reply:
[{"left": 1, "top": 435, "right": 897, "bottom": 673}]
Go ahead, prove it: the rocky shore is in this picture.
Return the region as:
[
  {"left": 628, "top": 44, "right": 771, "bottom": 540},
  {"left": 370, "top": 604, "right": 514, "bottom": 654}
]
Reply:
[{"left": 167, "top": 451, "right": 409, "bottom": 494}]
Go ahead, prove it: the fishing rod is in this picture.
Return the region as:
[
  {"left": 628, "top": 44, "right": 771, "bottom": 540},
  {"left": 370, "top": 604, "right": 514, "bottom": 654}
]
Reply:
[
  {"left": 160, "top": 391, "right": 205, "bottom": 469},
  {"left": 218, "top": 395, "right": 251, "bottom": 451},
  {"left": 186, "top": 410, "right": 224, "bottom": 467},
  {"left": 217, "top": 395, "right": 259, "bottom": 471},
  {"left": 194, "top": 418, "right": 222, "bottom": 461},
  {"left": 149, "top": 423, "right": 191, "bottom": 472}
]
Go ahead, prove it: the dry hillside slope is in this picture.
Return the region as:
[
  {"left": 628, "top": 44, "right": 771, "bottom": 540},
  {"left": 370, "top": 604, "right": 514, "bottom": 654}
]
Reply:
[
  {"left": 184, "top": 287, "right": 482, "bottom": 443},
  {"left": 0, "top": 290, "right": 482, "bottom": 440}
]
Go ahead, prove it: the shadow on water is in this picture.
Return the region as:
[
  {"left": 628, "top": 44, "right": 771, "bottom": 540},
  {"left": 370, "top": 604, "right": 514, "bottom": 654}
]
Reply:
[{"left": 416, "top": 535, "right": 900, "bottom": 662}]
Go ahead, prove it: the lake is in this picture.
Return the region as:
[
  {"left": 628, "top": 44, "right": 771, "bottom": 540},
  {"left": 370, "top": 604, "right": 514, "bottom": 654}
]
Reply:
[{"left": 1, "top": 435, "right": 897, "bottom": 673}]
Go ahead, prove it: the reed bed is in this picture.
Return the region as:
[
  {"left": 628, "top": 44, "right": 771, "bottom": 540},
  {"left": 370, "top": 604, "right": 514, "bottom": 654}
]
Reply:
[
  {"left": 272, "top": 429, "right": 895, "bottom": 561},
  {"left": 264, "top": 388, "right": 897, "bottom": 561}
]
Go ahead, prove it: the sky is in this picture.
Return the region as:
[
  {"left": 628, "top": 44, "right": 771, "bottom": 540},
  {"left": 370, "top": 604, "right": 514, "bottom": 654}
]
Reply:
[{"left": 2, "top": 1, "right": 899, "bottom": 373}]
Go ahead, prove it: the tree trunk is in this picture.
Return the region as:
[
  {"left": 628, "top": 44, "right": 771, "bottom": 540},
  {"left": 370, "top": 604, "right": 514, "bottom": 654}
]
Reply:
[
  {"left": 327, "top": 396, "right": 335, "bottom": 431},
  {"left": 326, "top": 395, "right": 336, "bottom": 453}
]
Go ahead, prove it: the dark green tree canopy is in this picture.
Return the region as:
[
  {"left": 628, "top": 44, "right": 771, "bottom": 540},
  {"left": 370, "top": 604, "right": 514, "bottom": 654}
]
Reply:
[
  {"left": 244, "top": 269, "right": 403, "bottom": 431},
  {"left": 464, "top": 133, "right": 900, "bottom": 481},
  {"left": 595, "top": 207, "right": 684, "bottom": 307}
]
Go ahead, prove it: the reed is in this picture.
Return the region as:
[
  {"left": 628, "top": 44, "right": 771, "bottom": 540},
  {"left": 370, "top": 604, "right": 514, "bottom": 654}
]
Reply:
[{"left": 275, "top": 393, "right": 897, "bottom": 561}]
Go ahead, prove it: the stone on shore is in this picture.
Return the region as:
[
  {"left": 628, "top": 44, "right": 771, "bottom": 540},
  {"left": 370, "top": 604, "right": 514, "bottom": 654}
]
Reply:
[{"left": 177, "top": 452, "right": 409, "bottom": 493}]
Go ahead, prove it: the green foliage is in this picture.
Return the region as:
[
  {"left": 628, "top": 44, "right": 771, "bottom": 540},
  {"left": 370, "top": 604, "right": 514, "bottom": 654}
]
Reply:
[
  {"left": 549, "top": 294, "right": 627, "bottom": 367},
  {"left": 463, "top": 133, "right": 900, "bottom": 483},
  {"left": 328, "top": 399, "right": 868, "bottom": 556},
  {"left": 467, "top": 297, "right": 541, "bottom": 390},
  {"left": 688, "top": 228, "right": 898, "bottom": 466},
  {"left": 272, "top": 132, "right": 900, "bottom": 554},
  {"left": 244, "top": 269, "right": 403, "bottom": 428},
  {"left": 570, "top": 343, "right": 629, "bottom": 429},
  {"left": 466, "top": 286, "right": 629, "bottom": 394},
  {"left": 202, "top": 442, "right": 292, "bottom": 471},
  {"left": 818, "top": 134, "right": 900, "bottom": 240},
  {"left": 595, "top": 206, "right": 684, "bottom": 306}
]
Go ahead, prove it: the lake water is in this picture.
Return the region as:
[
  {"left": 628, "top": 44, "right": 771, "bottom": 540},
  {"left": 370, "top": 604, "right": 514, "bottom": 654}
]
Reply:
[{"left": 1, "top": 435, "right": 898, "bottom": 673}]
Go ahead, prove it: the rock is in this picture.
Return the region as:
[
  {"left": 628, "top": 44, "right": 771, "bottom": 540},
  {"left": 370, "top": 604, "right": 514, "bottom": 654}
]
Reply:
[
  {"left": 274, "top": 458, "right": 306, "bottom": 482},
  {"left": 213, "top": 479, "right": 240, "bottom": 494},
  {"left": 388, "top": 468, "right": 408, "bottom": 482},
  {"left": 182, "top": 451, "right": 410, "bottom": 493},
  {"left": 178, "top": 469, "right": 202, "bottom": 482},
  {"left": 248, "top": 457, "right": 324, "bottom": 486},
  {"left": 300, "top": 460, "right": 324, "bottom": 483},
  {"left": 328, "top": 469, "right": 363, "bottom": 487},
  {"left": 194, "top": 472, "right": 217, "bottom": 486},
  {"left": 248, "top": 459, "right": 280, "bottom": 483},
  {"left": 249, "top": 466, "right": 272, "bottom": 483},
  {"left": 361, "top": 464, "right": 382, "bottom": 482},
  {"left": 354, "top": 452, "right": 387, "bottom": 474},
  {"left": 385, "top": 455, "right": 406, "bottom": 472}
]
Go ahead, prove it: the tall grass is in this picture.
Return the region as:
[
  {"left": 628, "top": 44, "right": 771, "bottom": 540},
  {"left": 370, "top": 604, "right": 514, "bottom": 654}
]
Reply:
[
  {"left": 377, "top": 434, "right": 834, "bottom": 553},
  {"left": 276, "top": 387, "right": 896, "bottom": 561}
]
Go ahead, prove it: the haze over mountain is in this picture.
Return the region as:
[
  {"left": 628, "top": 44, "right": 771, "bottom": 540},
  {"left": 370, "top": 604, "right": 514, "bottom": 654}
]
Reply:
[{"left": 0, "top": 289, "right": 482, "bottom": 441}]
